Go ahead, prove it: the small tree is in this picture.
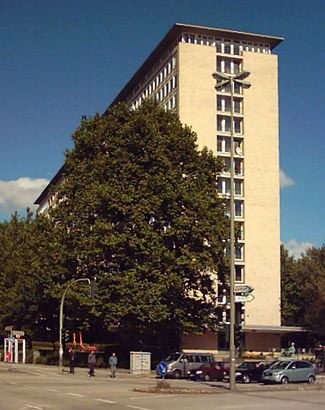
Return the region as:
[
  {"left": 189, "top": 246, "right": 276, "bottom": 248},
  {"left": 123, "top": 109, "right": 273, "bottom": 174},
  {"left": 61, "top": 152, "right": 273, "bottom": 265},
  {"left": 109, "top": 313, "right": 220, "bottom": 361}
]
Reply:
[{"left": 51, "top": 101, "right": 229, "bottom": 343}]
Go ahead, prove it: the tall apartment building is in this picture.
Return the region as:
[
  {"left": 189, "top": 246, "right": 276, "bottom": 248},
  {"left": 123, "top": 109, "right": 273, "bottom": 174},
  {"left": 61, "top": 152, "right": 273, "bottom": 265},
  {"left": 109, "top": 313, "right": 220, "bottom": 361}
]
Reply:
[{"left": 36, "top": 23, "right": 295, "bottom": 351}]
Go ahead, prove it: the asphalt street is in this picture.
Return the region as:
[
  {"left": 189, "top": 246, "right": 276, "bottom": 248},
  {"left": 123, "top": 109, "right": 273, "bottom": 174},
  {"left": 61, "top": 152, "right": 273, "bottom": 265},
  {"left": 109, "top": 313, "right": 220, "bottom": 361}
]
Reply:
[{"left": 1, "top": 363, "right": 325, "bottom": 410}]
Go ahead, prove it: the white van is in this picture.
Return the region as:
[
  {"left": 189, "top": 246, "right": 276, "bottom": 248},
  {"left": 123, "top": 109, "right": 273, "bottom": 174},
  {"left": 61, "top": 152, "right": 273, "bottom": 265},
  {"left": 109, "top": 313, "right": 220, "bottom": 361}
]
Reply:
[{"left": 157, "top": 352, "right": 215, "bottom": 378}]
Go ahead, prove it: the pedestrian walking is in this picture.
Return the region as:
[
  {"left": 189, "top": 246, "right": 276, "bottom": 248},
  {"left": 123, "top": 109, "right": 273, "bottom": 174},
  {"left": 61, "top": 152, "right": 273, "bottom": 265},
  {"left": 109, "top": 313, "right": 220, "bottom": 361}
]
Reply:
[
  {"left": 109, "top": 352, "right": 118, "bottom": 378},
  {"left": 68, "top": 347, "right": 75, "bottom": 374},
  {"left": 88, "top": 350, "right": 96, "bottom": 377}
]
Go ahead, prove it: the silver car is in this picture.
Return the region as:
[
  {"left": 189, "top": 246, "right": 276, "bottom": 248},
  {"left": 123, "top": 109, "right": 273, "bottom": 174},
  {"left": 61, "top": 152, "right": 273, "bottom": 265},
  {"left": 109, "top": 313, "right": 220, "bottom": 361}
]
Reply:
[{"left": 262, "top": 360, "right": 315, "bottom": 384}]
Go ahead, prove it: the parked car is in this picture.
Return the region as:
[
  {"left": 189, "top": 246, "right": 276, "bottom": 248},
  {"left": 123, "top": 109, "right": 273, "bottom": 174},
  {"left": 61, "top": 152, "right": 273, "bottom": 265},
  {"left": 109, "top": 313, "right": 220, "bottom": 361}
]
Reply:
[
  {"left": 156, "top": 352, "right": 215, "bottom": 379},
  {"left": 262, "top": 360, "right": 316, "bottom": 384},
  {"left": 188, "top": 361, "right": 229, "bottom": 382},
  {"left": 235, "top": 361, "right": 275, "bottom": 384}
]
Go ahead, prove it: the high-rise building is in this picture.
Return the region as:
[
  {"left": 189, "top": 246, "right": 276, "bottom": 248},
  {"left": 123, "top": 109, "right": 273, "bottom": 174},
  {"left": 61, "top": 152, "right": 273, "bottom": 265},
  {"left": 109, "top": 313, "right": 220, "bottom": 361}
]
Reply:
[{"left": 36, "top": 24, "right": 298, "bottom": 351}]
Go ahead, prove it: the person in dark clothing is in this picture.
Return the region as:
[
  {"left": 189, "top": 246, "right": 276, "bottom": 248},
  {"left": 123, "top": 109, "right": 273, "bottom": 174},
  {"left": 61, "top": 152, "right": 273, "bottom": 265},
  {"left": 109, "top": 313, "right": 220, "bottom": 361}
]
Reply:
[
  {"left": 109, "top": 352, "right": 118, "bottom": 378},
  {"left": 88, "top": 350, "right": 96, "bottom": 377},
  {"left": 68, "top": 347, "right": 75, "bottom": 374}
]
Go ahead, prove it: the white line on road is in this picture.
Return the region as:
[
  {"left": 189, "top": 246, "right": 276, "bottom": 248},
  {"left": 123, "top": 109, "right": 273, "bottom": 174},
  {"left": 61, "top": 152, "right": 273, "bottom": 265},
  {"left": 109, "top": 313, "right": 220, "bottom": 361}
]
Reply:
[
  {"left": 217, "top": 406, "right": 267, "bottom": 409},
  {"left": 129, "top": 395, "right": 175, "bottom": 400},
  {"left": 95, "top": 398, "right": 117, "bottom": 404},
  {"left": 24, "top": 404, "right": 43, "bottom": 410},
  {"left": 66, "top": 392, "right": 85, "bottom": 398},
  {"left": 49, "top": 389, "right": 59, "bottom": 392},
  {"left": 126, "top": 406, "right": 153, "bottom": 410}
]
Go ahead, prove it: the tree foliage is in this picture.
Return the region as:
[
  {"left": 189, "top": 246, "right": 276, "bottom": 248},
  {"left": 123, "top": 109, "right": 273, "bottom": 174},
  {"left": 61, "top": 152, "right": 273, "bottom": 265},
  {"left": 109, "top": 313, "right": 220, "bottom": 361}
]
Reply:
[
  {"left": 281, "top": 243, "right": 325, "bottom": 340},
  {"left": 51, "top": 101, "right": 229, "bottom": 336},
  {"left": 0, "top": 210, "right": 60, "bottom": 340}
]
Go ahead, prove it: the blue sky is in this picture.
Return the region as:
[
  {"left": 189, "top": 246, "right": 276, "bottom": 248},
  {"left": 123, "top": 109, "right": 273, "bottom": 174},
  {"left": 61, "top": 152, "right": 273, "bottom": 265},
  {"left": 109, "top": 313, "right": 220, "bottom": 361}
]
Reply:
[{"left": 0, "top": 0, "right": 324, "bottom": 257}]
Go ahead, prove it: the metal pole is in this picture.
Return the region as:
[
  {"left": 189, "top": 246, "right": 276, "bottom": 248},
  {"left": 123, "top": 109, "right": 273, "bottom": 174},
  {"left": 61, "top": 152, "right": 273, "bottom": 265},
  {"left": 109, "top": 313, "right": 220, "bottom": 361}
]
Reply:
[
  {"left": 229, "top": 77, "right": 236, "bottom": 392},
  {"left": 59, "top": 278, "right": 90, "bottom": 374}
]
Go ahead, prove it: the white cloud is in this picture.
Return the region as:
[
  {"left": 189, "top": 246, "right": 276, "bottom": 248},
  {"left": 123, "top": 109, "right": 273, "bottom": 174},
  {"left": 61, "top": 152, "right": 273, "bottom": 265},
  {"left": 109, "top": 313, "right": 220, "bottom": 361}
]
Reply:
[
  {"left": 280, "top": 169, "right": 295, "bottom": 189},
  {"left": 283, "top": 239, "right": 314, "bottom": 259},
  {"left": 0, "top": 177, "right": 49, "bottom": 215}
]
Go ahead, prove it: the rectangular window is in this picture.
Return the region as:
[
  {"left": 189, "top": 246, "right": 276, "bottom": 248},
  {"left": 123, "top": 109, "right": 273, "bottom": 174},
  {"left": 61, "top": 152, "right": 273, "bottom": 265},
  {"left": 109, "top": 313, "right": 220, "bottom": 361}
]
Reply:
[
  {"left": 234, "top": 139, "right": 243, "bottom": 155},
  {"left": 235, "top": 200, "right": 243, "bottom": 218},
  {"left": 234, "top": 180, "right": 243, "bottom": 196},
  {"left": 235, "top": 265, "right": 244, "bottom": 282},
  {"left": 234, "top": 118, "right": 242, "bottom": 134},
  {"left": 234, "top": 159, "right": 243, "bottom": 175},
  {"left": 234, "top": 82, "right": 242, "bottom": 94},
  {"left": 235, "top": 245, "right": 243, "bottom": 260},
  {"left": 224, "top": 42, "right": 231, "bottom": 54},
  {"left": 234, "top": 99, "right": 241, "bottom": 113}
]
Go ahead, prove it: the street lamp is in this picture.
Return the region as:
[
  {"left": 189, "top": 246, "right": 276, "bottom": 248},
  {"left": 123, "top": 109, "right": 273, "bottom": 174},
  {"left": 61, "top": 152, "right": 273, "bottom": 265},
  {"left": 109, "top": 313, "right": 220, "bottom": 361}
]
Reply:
[
  {"left": 213, "top": 70, "right": 251, "bottom": 392},
  {"left": 59, "top": 278, "right": 91, "bottom": 374}
]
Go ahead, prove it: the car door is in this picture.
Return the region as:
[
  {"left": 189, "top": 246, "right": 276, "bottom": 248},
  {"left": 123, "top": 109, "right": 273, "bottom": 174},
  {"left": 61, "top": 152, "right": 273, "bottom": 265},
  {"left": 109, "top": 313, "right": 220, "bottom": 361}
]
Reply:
[
  {"left": 287, "top": 361, "right": 299, "bottom": 382},
  {"left": 295, "top": 361, "right": 310, "bottom": 381}
]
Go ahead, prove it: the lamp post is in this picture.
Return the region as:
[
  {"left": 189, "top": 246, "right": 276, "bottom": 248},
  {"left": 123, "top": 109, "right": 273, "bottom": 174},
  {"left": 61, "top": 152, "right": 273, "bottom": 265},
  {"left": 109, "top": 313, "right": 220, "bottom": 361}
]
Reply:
[
  {"left": 59, "top": 278, "right": 91, "bottom": 374},
  {"left": 213, "top": 70, "right": 251, "bottom": 392}
]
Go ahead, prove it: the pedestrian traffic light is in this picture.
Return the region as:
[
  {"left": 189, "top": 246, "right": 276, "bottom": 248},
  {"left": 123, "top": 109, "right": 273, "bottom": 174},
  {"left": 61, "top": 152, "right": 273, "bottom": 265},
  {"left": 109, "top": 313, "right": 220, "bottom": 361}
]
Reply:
[
  {"left": 90, "top": 281, "right": 99, "bottom": 298},
  {"left": 234, "top": 323, "right": 242, "bottom": 348}
]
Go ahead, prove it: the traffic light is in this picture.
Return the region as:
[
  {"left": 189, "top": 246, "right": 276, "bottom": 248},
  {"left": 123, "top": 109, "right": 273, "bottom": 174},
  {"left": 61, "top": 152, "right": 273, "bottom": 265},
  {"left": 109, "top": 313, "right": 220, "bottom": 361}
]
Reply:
[
  {"left": 90, "top": 281, "right": 99, "bottom": 298},
  {"left": 62, "top": 328, "right": 70, "bottom": 343},
  {"left": 234, "top": 323, "right": 242, "bottom": 348}
]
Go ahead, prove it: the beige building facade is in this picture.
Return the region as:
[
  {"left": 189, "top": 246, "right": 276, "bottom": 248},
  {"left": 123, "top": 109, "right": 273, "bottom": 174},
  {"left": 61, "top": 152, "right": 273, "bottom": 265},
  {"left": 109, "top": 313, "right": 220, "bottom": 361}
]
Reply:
[
  {"left": 36, "top": 24, "right": 287, "bottom": 351},
  {"left": 109, "top": 24, "right": 283, "bottom": 351}
]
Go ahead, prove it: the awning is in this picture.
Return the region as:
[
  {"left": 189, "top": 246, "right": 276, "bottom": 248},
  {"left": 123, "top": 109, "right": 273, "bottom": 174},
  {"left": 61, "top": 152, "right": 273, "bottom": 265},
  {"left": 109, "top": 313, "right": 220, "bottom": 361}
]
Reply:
[{"left": 243, "top": 325, "right": 308, "bottom": 334}]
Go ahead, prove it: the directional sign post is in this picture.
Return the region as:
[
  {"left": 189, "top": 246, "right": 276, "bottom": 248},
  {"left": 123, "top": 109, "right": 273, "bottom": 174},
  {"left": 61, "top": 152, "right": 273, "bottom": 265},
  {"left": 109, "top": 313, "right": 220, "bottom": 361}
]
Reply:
[
  {"left": 235, "top": 294, "right": 255, "bottom": 303},
  {"left": 157, "top": 361, "right": 168, "bottom": 378},
  {"left": 234, "top": 284, "right": 254, "bottom": 295}
]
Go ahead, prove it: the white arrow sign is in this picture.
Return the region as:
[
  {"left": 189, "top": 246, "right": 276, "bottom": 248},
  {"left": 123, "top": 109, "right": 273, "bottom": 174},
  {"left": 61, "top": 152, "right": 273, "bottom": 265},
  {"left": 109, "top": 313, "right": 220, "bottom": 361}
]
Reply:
[
  {"left": 234, "top": 284, "right": 254, "bottom": 295},
  {"left": 235, "top": 294, "right": 255, "bottom": 303}
]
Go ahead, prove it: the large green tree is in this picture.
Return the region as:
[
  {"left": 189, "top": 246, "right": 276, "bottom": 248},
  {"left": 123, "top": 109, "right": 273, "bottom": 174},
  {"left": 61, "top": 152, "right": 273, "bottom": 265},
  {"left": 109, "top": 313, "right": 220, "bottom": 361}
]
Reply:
[
  {"left": 0, "top": 210, "right": 61, "bottom": 340},
  {"left": 51, "top": 101, "right": 229, "bottom": 341},
  {"left": 281, "top": 243, "right": 325, "bottom": 341}
]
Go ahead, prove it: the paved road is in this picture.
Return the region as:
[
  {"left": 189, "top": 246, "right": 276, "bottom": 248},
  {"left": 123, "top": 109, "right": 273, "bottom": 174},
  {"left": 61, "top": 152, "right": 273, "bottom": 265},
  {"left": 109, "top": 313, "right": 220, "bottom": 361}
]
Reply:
[{"left": 1, "top": 363, "right": 325, "bottom": 410}]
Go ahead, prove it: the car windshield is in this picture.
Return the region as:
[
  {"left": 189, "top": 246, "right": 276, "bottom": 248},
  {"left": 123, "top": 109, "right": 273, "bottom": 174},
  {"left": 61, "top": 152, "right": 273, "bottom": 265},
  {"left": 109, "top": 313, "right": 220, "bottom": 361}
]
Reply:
[
  {"left": 270, "top": 361, "right": 291, "bottom": 369},
  {"left": 165, "top": 354, "right": 181, "bottom": 362}
]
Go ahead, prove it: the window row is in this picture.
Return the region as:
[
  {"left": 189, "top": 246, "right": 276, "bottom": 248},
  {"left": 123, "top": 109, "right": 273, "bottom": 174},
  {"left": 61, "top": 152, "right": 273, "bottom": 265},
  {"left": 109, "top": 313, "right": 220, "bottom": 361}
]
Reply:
[
  {"left": 217, "top": 57, "right": 242, "bottom": 75},
  {"left": 163, "top": 94, "right": 178, "bottom": 110},
  {"left": 221, "top": 157, "right": 243, "bottom": 176},
  {"left": 132, "top": 75, "right": 177, "bottom": 109},
  {"left": 154, "top": 76, "right": 177, "bottom": 102},
  {"left": 225, "top": 243, "right": 245, "bottom": 261},
  {"left": 224, "top": 199, "right": 245, "bottom": 219},
  {"left": 217, "top": 96, "right": 242, "bottom": 114},
  {"left": 217, "top": 116, "right": 243, "bottom": 134},
  {"left": 216, "top": 81, "right": 242, "bottom": 95},
  {"left": 218, "top": 178, "right": 244, "bottom": 196},
  {"left": 217, "top": 136, "right": 243, "bottom": 155},
  {"left": 179, "top": 32, "right": 271, "bottom": 54}
]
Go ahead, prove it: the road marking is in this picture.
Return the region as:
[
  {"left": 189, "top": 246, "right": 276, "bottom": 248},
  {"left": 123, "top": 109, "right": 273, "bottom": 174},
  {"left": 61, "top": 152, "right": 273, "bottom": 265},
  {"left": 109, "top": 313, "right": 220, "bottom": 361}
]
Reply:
[
  {"left": 24, "top": 405, "right": 43, "bottom": 410},
  {"left": 217, "top": 406, "right": 264, "bottom": 409},
  {"left": 49, "top": 389, "right": 59, "bottom": 393},
  {"left": 8, "top": 381, "right": 17, "bottom": 385},
  {"left": 126, "top": 406, "right": 153, "bottom": 410},
  {"left": 66, "top": 392, "right": 85, "bottom": 398},
  {"left": 129, "top": 395, "right": 175, "bottom": 400},
  {"left": 95, "top": 398, "right": 117, "bottom": 404}
]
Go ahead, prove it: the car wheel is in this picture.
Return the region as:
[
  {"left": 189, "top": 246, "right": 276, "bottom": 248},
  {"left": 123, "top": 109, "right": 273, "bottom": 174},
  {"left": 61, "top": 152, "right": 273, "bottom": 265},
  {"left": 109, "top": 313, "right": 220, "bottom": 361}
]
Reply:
[
  {"left": 281, "top": 376, "right": 289, "bottom": 384},
  {"left": 173, "top": 370, "right": 182, "bottom": 379},
  {"left": 204, "top": 374, "right": 211, "bottom": 382},
  {"left": 308, "top": 375, "right": 315, "bottom": 384},
  {"left": 243, "top": 375, "right": 251, "bottom": 384}
]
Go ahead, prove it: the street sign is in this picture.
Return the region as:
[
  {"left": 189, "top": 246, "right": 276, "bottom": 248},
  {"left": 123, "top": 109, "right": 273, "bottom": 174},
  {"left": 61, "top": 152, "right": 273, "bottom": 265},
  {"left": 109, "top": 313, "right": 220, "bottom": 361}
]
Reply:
[
  {"left": 235, "top": 294, "right": 255, "bottom": 303},
  {"left": 5, "top": 325, "right": 13, "bottom": 332},
  {"left": 234, "top": 284, "right": 254, "bottom": 295},
  {"left": 157, "top": 361, "right": 168, "bottom": 376},
  {"left": 12, "top": 330, "right": 25, "bottom": 337}
]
